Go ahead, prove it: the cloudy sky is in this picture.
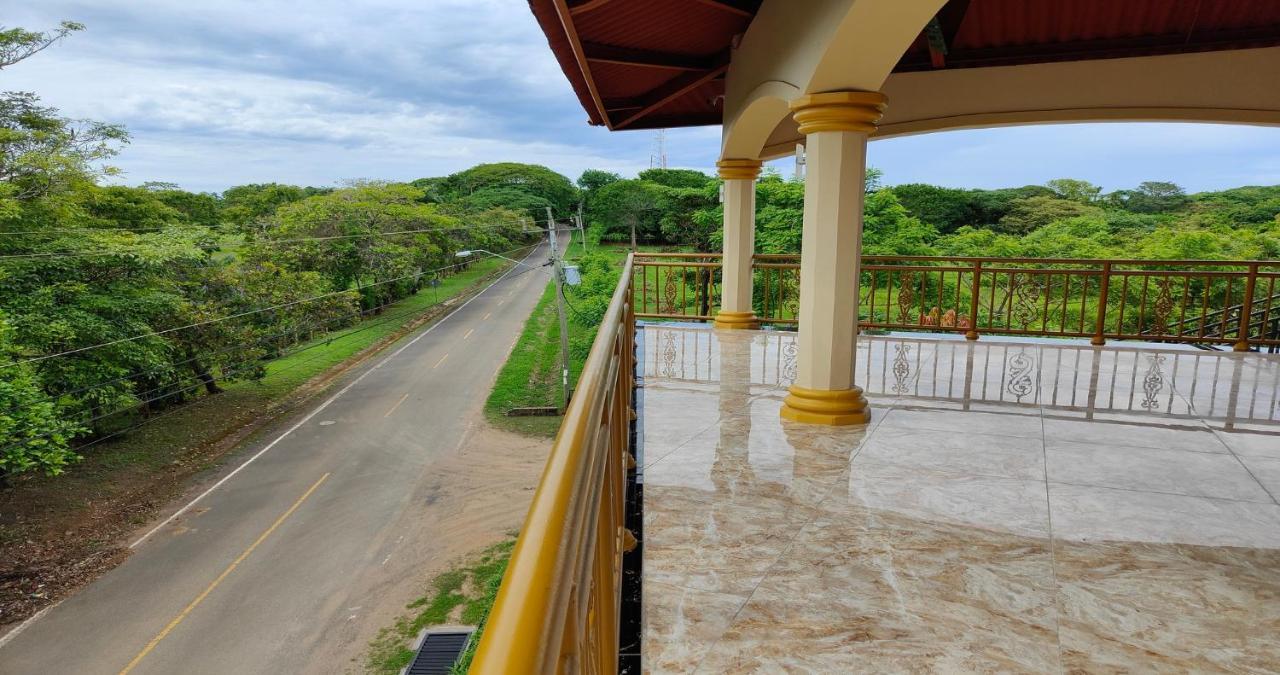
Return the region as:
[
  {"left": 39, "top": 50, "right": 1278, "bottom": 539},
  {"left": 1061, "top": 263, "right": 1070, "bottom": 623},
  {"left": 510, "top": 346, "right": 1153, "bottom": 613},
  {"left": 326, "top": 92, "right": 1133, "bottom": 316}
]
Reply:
[{"left": 7, "top": 1, "right": 1280, "bottom": 194}]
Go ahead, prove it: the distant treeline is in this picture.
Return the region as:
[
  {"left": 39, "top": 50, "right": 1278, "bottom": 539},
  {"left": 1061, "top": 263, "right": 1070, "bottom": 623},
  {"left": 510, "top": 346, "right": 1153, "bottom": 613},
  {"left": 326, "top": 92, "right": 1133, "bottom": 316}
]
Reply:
[{"left": 579, "top": 168, "right": 1280, "bottom": 262}]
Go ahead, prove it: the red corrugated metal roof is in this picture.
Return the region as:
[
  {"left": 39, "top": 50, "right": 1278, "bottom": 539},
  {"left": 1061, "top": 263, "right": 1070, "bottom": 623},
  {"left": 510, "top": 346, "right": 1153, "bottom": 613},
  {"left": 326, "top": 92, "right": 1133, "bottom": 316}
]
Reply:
[{"left": 529, "top": 0, "right": 1280, "bottom": 130}]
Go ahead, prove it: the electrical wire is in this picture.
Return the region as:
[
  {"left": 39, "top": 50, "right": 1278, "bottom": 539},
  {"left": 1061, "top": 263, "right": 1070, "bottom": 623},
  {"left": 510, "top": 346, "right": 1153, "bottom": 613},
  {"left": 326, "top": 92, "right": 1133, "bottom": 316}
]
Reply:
[
  {"left": 0, "top": 221, "right": 529, "bottom": 260},
  {"left": 1, "top": 242, "right": 540, "bottom": 370},
  {"left": 0, "top": 243, "right": 550, "bottom": 457},
  {"left": 0, "top": 252, "right": 546, "bottom": 420}
]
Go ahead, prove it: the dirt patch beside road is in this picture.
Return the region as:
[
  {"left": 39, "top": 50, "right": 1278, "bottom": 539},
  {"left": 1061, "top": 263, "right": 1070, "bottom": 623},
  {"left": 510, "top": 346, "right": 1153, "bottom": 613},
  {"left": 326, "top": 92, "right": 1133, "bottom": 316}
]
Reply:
[{"left": 300, "top": 422, "right": 550, "bottom": 674}]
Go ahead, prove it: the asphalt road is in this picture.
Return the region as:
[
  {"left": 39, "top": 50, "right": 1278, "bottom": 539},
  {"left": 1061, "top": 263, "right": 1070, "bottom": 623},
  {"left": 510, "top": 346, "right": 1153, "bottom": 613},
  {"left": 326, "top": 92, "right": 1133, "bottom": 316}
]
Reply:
[{"left": 0, "top": 241, "right": 554, "bottom": 674}]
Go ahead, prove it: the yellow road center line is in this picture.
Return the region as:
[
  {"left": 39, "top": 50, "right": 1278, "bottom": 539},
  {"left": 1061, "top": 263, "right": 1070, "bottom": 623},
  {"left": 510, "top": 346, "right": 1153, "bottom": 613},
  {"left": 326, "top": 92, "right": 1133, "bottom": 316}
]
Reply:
[
  {"left": 383, "top": 393, "right": 410, "bottom": 418},
  {"left": 463, "top": 328, "right": 474, "bottom": 340},
  {"left": 118, "top": 473, "right": 331, "bottom": 675},
  {"left": 433, "top": 353, "right": 448, "bottom": 369},
  {"left": 483, "top": 312, "right": 491, "bottom": 321}
]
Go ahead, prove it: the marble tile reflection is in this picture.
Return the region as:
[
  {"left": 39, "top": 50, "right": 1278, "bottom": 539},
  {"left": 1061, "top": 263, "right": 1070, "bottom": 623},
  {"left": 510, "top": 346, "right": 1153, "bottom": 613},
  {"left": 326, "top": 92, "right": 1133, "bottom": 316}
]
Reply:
[
  {"left": 642, "top": 580, "right": 747, "bottom": 673},
  {"left": 858, "top": 427, "right": 1046, "bottom": 480},
  {"left": 1054, "top": 538, "right": 1280, "bottom": 672},
  {"left": 698, "top": 508, "right": 1060, "bottom": 673},
  {"left": 1049, "top": 483, "right": 1280, "bottom": 548},
  {"left": 1043, "top": 414, "right": 1227, "bottom": 453},
  {"left": 639, "top": 325, "right": 1280, "bottom": 673},
  {"left": 1047, "top": 440, "right": 1274, "bottom": 503},
  {"left": 879, "top": 406, "right": 1044, "bottom": 438}
]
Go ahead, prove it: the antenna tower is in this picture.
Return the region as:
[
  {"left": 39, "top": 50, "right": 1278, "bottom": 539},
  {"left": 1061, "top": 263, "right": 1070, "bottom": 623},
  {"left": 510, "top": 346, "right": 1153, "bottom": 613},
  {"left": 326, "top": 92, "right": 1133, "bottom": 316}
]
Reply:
[{"left": 649, "top": 129, "right": 668, "bottom": 169}]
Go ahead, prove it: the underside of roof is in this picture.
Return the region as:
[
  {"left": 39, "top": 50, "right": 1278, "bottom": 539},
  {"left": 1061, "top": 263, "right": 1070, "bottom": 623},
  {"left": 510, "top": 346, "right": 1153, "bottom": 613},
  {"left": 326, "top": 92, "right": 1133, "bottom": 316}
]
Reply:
[{"left": 529, "top": 0, "right": 1280, "bottom": 131}]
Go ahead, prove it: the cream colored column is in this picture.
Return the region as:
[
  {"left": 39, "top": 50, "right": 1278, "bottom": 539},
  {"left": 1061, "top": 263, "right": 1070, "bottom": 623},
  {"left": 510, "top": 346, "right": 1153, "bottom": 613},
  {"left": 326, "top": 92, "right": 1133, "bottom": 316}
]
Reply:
[
  {"left": 780, "top": 91, "right": 886, "bottom": 426},
  {"left": 714, "top": 159, "right": 762, "bottom": 329}
]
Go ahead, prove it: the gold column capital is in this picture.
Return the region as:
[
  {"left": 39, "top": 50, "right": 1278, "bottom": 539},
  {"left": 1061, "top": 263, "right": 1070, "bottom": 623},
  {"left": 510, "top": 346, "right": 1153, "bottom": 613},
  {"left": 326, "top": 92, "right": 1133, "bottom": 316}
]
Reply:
[
  {"left": 789, "top": 91, "right": 887, "bottom": 135},
  {"left": 716, "top": 158, "right": 763, "bottom": 180}
]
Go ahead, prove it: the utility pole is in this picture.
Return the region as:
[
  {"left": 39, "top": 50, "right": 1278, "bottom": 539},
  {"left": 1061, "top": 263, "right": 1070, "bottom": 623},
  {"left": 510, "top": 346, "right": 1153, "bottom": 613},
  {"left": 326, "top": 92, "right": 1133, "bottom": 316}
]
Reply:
[
  {"left": 577, "top": 201, "right": 587, "bottom": 253},
  {"left": 546, "top": 207, "right": 572, "bottom": 410}
]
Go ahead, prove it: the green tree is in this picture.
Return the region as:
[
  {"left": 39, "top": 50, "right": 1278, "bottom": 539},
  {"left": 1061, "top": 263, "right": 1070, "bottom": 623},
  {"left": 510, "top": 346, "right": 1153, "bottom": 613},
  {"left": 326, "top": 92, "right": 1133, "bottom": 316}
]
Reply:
[
  {"left": 1045, "top": 178, "right": 1102, "bottom": 204},
  {"left": 439, "top": 163, "right": 578, "bottom": 220},
  {"left": 935, "top": 226, "right": 1024, "bottom": 258},
  {"left": 1108, "top": 181, "right": 1189, "bottom": 214},
  {"left": 996, "top": 196, "right": 1102, "bottom": 235},
  {"left": 638, "top": 168, "right": 710, "bottom": 189},
  {"left": 589, "top": 179, "right": 662, "bottom": 248},
  {"left": 862, "top": 189, "right": 938, "bottom": 256},
  {"left": 0, "top": 319, "right": 84, "bottom": 478},
  {"left": 0, "top": 21, "right": 84, "bottom": 69},
  {"left": 891, "top": 183, "right": 979, "bottom": 234},
  {"left": 754, "top": 176, "right": 805, "bottom": 254},
  {"left": 220, "top": 183, "right": 315, "bottom": 232},
  {"left": 577, "top": 169, "right": 620, "bottom": 193}
]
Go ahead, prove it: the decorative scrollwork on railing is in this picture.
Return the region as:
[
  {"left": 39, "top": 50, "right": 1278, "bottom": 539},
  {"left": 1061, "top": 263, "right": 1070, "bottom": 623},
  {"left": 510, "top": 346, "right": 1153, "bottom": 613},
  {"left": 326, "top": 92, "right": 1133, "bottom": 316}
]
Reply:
[
  {"left": 660, "top": 328, "right": 679, "bottom": 377},
  {"left": 891, "top": 342, "right": 912, "bottom": 394},
  {"left": 896, "top": 271, "right": 917, "bottom": 323},
  {"left": 781, "top": 338, "right": 798, "bottom": 384},
  {"left": 1005, "top": 348, "right": 1036, "bottom": 400},
  {"left": 1141, "top": 354, "right": 1165, "bottom": 410},
  {"left": 1151, "top": 278, "right": 1175, "bottom": 334},
  {"left": 1011, "top": 273, "right": 1045, "bottom": 328},
  {"left": 661, "top": 269, "right": 678, "bottom": 314}
]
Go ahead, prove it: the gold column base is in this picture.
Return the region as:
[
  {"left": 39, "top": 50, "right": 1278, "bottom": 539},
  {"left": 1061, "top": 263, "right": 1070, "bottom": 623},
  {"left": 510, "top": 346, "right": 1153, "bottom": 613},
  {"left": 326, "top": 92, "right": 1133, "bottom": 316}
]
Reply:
[
  {"left": 779, "top": 385, "right": 870, "bottom": 426},
  {"left": 713, "top": 311, "right": 760, "bottom": 330}
]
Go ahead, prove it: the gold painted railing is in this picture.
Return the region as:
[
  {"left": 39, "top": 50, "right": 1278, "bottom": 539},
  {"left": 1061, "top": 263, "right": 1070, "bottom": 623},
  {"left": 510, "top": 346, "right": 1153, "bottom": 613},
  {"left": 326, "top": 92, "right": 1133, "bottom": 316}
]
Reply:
[
  {"left": 633, "top": 252, "right": 1280, "bottom": 349},
  {"left": 470, "top": 255, "right": 635, "bottom": 674}
]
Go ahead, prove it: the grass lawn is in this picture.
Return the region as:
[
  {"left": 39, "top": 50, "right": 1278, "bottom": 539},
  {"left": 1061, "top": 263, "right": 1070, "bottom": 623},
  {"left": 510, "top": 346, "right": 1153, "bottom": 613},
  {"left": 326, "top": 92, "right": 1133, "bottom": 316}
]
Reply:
[
  {"left": 482, "top": 281, "right": 580, "bottom": 437},
  {"left": 364, "top": 539, "right": 514, "bottom": 675},
  {"left": 482, "top": 243, "right": 641, "bottom": 438}
]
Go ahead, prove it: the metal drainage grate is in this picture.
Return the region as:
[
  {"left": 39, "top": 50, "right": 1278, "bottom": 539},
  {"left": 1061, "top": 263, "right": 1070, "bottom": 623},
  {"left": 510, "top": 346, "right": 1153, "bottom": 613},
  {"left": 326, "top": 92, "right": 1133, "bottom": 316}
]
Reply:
[{"left": 404, "top": 629, "right": 473, "bottom": 675}]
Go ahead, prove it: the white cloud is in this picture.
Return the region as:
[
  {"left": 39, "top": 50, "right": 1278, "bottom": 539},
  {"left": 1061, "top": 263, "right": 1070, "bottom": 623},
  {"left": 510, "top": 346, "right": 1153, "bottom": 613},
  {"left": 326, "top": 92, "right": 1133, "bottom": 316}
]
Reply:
[{"left": 5, "top": 2, "right": 1278, "bottom": 194}]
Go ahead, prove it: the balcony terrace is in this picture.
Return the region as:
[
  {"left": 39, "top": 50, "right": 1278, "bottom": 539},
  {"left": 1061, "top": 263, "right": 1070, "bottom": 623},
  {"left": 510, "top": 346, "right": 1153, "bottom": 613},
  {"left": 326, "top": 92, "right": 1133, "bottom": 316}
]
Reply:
[
  {"left": 640, "top": 325, "right": 1280, "bottom": 672},
  {"left": 481, "top": 2, "right": 1280, "bottom": 671}
]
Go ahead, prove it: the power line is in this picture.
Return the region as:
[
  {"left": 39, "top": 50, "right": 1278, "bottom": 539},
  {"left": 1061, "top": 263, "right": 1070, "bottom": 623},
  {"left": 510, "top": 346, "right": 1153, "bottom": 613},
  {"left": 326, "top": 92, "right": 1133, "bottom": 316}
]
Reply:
[
  {"left": 0, "top": 243, "right": 549, "bottom": 457},
  {"left": 0, "top": 221, "right": 529, "bottom": 260},
  {"left": 3, "top": 249, "right": 548, "bottom": 417},
  {"left": 1, "top": 242, "right": 540, "bottom": 369}
]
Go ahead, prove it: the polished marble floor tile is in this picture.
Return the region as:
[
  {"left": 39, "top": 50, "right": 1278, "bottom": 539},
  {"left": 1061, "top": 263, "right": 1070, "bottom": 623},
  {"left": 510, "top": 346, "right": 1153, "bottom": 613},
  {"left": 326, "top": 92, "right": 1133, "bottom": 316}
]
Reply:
[
  {"left": 642, "top": 580, "right": 747, "bottom": 673},
  {"left": 1217, "top": 429, "right": 1280, "bottom": 459},
  {"left": 840, "top": 459, "right": 1052, "bottom": 539},
  {"left": 1237, "top": 454, "right": 1280, "bottom": 500},
  {"left": 857, "top": 426, "right": 1047, "bottom": 481},
  {"left": 1053, "top": 538, "right": 1280, "bottom": 673},
  {"left": 1049, "top": 482, "right": 1280, "bottom": 548},
  {"left": 696, "top": 510, "right": 1060, "bottom": 674},
  {"left": 1042, "top": 414, "right": 1226, "bottom": 453},
  {"left": 644, "top": 485, "right": 818, "bottom": 597},
  {"left": 639, "top": 326, "right": 1280, "bottom": 672},
  {"left": 878, "top": 406, "right": 1045, "bottom": 439},
  {"left": 1046, "top": 440, "right": 1274, "bottom": 503}
]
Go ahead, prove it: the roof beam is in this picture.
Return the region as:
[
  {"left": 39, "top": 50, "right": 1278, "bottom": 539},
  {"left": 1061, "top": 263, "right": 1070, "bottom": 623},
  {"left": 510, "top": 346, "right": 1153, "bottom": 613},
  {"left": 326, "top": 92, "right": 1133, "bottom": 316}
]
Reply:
[
  {"left": 550, "top": 0, "right": 611, "bottom": 127},
  {"left": 582, "top": 42, "right": 713, "bottom": 71},
  {"left": 567, "top": 0, "right": 614, "bottom": 16},
  {"left": 895, "top": 25, "right": 1280, "bottom": 72},
  {"left": 613, "top": 51, "right": 730, "bottom": 129},
  {"left": 691, "top": 0, "right": 756, "bottom": 18}
]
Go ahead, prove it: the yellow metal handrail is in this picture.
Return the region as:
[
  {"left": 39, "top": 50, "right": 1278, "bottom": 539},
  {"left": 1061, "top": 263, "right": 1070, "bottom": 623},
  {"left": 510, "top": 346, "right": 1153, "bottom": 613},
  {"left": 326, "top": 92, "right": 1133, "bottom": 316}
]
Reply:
[{"left": 470, "top": 255, "right": 635, "bottom": 674}]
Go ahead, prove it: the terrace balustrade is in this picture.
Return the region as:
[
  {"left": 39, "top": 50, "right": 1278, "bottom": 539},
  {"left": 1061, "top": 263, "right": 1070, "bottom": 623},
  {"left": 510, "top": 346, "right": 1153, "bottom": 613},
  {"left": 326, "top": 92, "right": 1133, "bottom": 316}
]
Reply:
[{"left": 633, "top": 253, "right": 1280, "bottom": 351}]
